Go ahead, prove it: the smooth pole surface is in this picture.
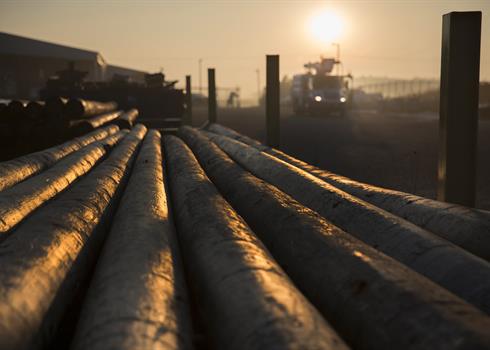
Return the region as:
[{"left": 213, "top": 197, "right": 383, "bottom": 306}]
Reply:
[
  {"left": 208, "top": 68, "right": 217, "bottom": 124},
  {"left": 438, "top": 11, "right": 481, "bottom": 207},
  {"left": 185, "top": 75, "right": 192, "bottom": 126},
  {"left": 266, "top": 55, "right": 280, "bottom": 147}
]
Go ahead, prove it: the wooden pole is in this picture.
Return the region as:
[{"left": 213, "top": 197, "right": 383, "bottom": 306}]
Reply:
[
  {"left": 208, "top": 68, "right": 217, "bottom": 124},
  {"left": 204, "top": 123, "right": 490, "bottom": 262},
  {"left": 176, "top": 126, "right": 490, "bottom": 350},
  {"left": 438, "top": 11, "right": 481, "bottom": 207},
  {"left": 266, "top": 55, "right": 280, "bottom": 147},
  {"left": 185, "top": 75, "right": 192, "bottom": 126}
]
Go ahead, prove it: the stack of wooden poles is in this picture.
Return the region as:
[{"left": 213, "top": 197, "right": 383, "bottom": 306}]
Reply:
[
  {"left": 0, "top": 98, "right": 139, "bottom": 160},
  {"left": 0, "top": 123, "right": 489, "bottom": 350}
]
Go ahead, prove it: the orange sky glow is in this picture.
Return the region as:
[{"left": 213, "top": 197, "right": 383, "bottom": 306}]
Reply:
[{"left": 1, "top": 0, "right": 489, "bottom": 102}]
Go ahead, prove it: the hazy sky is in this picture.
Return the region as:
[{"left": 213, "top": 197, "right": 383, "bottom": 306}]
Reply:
[{"left": 1, "top": 0, "right": 489, "bottom": 101}]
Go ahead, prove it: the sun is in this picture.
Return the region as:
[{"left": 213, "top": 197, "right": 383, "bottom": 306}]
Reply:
[{"left": 309, "top": 10, "right": 344, "bottom": 45}]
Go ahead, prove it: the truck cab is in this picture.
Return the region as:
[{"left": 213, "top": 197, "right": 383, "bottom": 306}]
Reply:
[
  {"left": 307, "top": 74, "right": 348, "bottom": 115},
  {"left": 291, "top": 57, "right": 350, "bottom": 116}
]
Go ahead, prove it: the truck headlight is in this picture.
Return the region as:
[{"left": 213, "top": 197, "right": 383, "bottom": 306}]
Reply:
[
  {"left": 314, "top": 96, "right": 322, "bottom": 102},
  {"left": 340, "top": 97, "right": 347, "bottom": 103}
]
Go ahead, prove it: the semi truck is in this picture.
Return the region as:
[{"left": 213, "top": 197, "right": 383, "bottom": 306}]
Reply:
[{"left": 291, "top": 57, "right": 351, "bottom": 116}]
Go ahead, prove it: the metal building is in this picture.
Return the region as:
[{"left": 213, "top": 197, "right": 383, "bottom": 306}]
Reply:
[{"left": 0, "top": 32, "right": 147, "bottom": 99}]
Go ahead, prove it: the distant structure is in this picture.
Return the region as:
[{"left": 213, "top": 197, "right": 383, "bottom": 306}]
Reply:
[
  {"left": 226, "top": 90, "right": 240, "bottom": 108},
  {"left": 0, "top": 32, "right": 147, "bottom": 99}
]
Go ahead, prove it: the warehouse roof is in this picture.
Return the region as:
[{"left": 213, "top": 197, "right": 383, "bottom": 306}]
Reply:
[{"left": 0, "top": 32, "right": 106, "bottom": 65}]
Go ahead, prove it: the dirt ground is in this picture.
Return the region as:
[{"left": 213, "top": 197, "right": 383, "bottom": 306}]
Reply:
[{"left": 191, "top": 106, "right": 490, "bottom": 210}]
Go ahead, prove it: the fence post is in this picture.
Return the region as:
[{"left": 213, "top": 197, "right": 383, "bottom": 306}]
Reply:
[
  {"left": 208, "top": 68, "right": 217, "bottom": 124},
  {"left": 184, "top": 75, "right": 192, "bottom": 126},
  {"left": 437, "top": 11, "right": 481, "bottom": 207},
  {"left": 266, "top": 55, "right": 280, "bottom": 147}
]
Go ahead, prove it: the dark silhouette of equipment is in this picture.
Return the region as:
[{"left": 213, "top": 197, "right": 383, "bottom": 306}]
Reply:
[
  {"left": 40, "top": 62, "right": 184, "bottom": 126},
  {"left": 226, "top": 90, "right": 240, "bottom": 108}
]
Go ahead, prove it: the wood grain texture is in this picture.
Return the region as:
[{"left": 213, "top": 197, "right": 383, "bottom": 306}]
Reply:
[
  {"left": 0, "top": 125, "right": 119, "bottom": 191},
  {"left": 0, "top": 125, "right": 146, "bottom": 350},
  {"left": 72, "top": 130, "right": 193, "bottom": 350},
  {"left": 181, "top": 126, "right": 490, "bottom": 350},
  {"left": 164, "top": 135, "right": 348, "bottom": 350}
]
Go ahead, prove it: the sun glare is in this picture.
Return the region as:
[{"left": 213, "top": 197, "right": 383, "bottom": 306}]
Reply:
[{"left": 309, "top": 10, "right": 344, "bottom": 45}]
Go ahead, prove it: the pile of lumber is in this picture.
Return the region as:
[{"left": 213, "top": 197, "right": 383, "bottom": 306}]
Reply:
[
  {"left": 0, "top": 123, "right": 489, "bottom": 349},
  {"left": 0, "top": 98, "right": 139, "bottom": 160}
]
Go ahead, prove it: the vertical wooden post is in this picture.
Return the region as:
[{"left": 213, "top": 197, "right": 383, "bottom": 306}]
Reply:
[
  {"left": 184, "top": 75, "right": 192, "bottom": 126},
  {"left": 266, "top": 55, "right": 280, "bottom": 147},
  {"left": 438, "top": 11, "right": 481, "bottom": 207},
  {"left": 208, "top": 68, "right": 217, "bottom": 124}
]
